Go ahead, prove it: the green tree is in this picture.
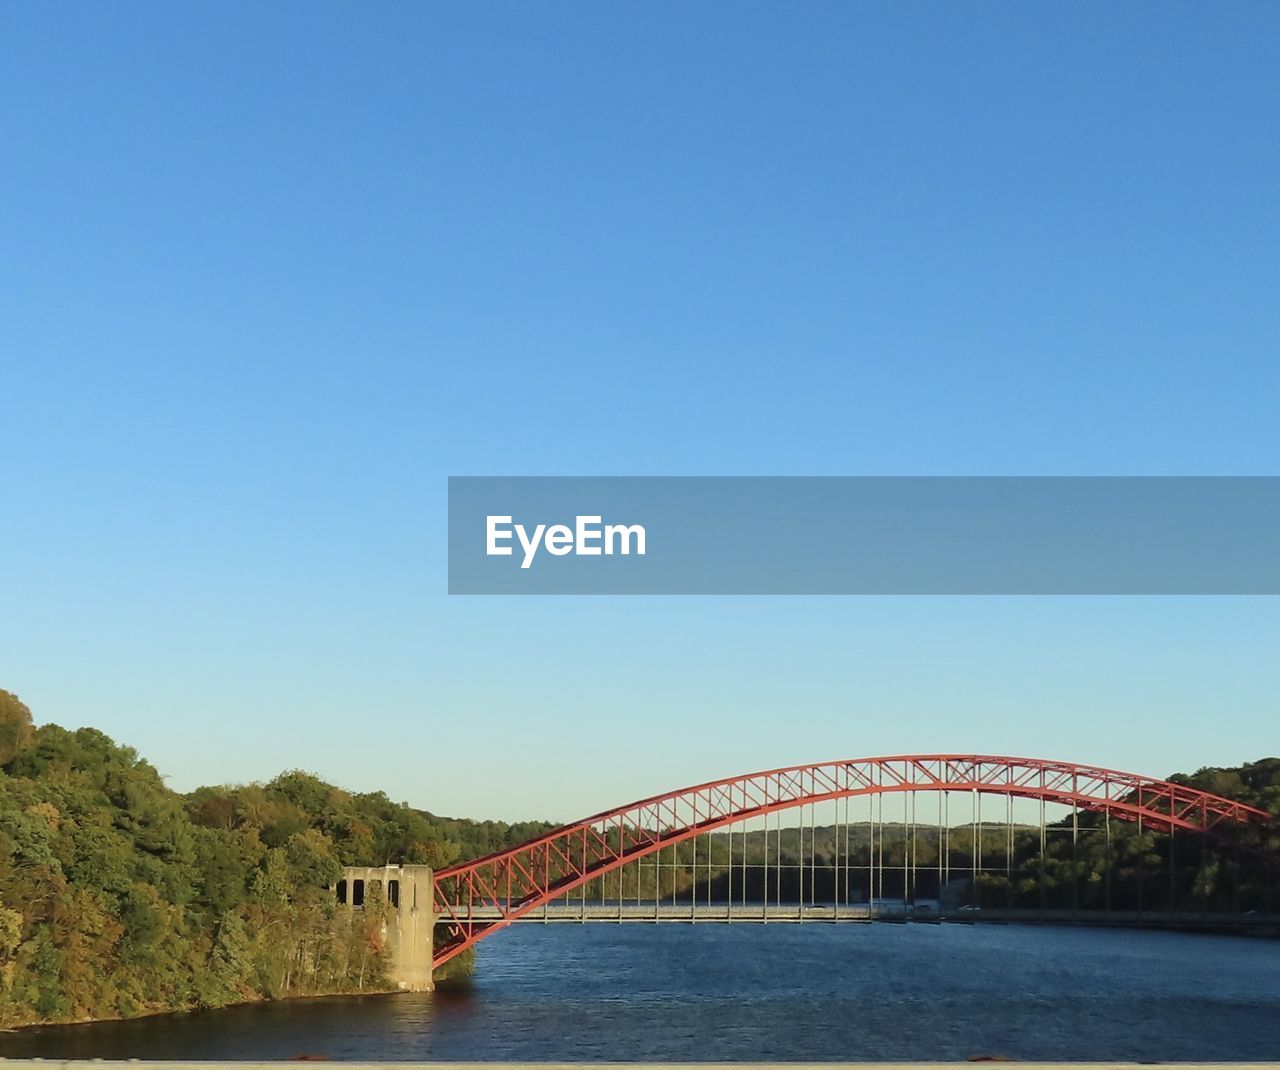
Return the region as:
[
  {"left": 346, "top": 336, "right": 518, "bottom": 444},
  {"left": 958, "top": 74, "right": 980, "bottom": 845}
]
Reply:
[{"left": 0, "top": 690, "right": 35, "bottom": 766}]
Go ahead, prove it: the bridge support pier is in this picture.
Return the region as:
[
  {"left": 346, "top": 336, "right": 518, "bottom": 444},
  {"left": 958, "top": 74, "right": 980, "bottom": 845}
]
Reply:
[{"left": 336, "top": 864, "right": 437, "bottom": 992}]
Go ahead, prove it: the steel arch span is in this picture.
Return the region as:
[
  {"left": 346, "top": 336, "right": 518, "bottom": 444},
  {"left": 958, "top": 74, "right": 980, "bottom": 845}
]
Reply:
[{"left": 430, "top": 755, "right": 1270, "bottom": 968}]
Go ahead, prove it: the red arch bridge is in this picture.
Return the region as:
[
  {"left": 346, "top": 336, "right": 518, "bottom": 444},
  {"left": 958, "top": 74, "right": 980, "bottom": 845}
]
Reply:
[{"left": 335, "top": 755, "right": 1275, "bottom": 984}]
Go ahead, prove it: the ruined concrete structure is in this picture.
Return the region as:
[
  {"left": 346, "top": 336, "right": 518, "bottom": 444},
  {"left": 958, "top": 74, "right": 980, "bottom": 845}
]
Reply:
[{"left": 335, "top": 864, "right": 436, "bottom": 991}]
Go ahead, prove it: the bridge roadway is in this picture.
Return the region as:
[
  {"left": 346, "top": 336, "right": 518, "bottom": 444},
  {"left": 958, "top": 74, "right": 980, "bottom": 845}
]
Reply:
[{"left": 456, "top": 902, "right": 1280, "bottom": 932}]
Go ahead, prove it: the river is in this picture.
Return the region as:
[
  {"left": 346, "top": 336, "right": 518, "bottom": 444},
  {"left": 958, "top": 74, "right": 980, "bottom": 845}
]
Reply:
[{"left": 3, "top": 923, "right": 1278, "bottom": 1062}]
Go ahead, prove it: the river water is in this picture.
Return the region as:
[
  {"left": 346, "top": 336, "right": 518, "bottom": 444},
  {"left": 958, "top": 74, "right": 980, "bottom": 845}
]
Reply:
[{"left": 4, "top": 923, "right": 1279, "bottom": 1062}]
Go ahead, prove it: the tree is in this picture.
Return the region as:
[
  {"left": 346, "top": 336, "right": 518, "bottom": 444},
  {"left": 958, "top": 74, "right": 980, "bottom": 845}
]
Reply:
[
  {"left": 0, "top": 907, "right": 21, "bottom": 959},
  {"left": 0, "top": 690, "right": 34, "bottom": 766},
  {"left": 284, "top": 828, "right": 343, "bottom": 889}
]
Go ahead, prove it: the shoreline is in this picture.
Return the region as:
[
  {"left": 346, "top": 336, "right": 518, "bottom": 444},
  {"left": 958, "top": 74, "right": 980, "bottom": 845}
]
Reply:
[{"left": 0, "top": 986, "right": 404, "bottom": 1035}]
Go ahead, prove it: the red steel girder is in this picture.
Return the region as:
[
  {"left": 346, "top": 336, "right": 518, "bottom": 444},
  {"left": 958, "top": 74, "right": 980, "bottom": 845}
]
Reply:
[{"left": 430, "top": 754, "right": 1271, "bottom": 968}]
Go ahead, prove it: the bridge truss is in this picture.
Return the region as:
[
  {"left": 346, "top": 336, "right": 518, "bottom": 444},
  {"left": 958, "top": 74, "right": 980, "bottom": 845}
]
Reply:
[{"left": 431, "top": 755, "right": 1271, "bottom": 968}]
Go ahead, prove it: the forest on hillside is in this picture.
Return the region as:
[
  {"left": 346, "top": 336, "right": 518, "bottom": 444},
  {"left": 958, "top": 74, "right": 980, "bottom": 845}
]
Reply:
[{"left": 0, "top": 689, "right": 551, "bottom": 1028}]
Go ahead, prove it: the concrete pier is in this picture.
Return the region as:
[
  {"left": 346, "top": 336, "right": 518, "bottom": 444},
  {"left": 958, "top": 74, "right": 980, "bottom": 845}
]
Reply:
[{"left": 335, "top": 864, "right": 436, "bottom": 991}]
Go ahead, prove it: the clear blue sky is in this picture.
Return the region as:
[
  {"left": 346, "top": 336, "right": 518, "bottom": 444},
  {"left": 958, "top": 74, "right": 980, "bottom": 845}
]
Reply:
[{"left": 2, "top": 3, "right": 1277, "bottom": 821}]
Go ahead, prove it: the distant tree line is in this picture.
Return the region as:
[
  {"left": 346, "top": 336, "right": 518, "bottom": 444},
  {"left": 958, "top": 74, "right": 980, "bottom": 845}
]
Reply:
[{"left": 0, "top": 689, "right": 551, "bottom": 1028}]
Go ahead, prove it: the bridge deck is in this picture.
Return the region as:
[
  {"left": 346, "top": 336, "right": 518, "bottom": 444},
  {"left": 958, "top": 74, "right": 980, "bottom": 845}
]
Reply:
[{"left": 458, "top": 903, "right": 1278, "bottom": 930}]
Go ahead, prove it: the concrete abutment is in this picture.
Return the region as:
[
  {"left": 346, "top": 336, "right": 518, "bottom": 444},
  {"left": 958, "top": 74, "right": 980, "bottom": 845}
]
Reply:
[{"left": 335, "top": 864, "right": 437, "bottom": 992}]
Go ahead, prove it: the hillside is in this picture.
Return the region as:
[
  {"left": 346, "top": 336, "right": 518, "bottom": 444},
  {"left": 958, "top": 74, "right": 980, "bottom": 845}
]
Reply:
[{"left": 0, "top": 689, "right": 549, "bottom": 1027}]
